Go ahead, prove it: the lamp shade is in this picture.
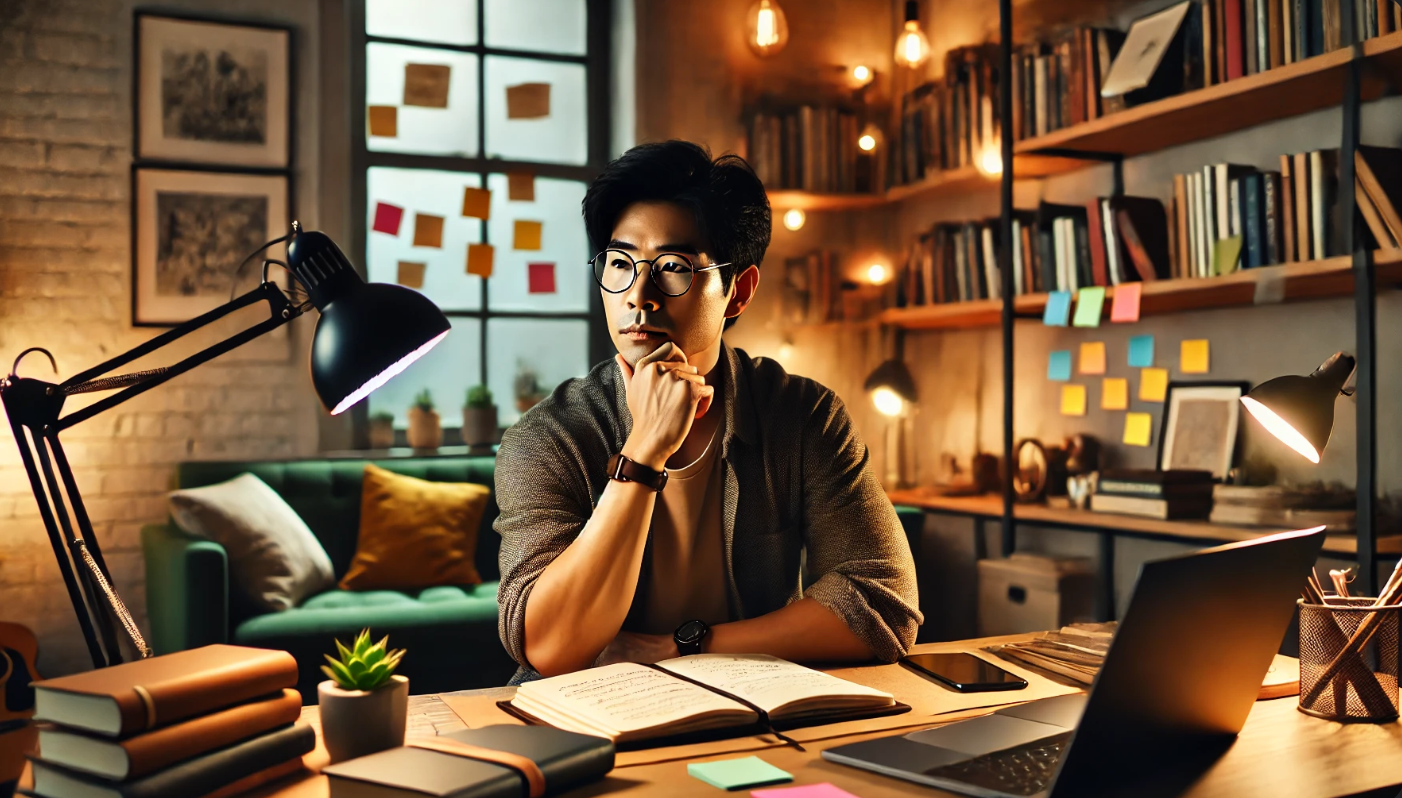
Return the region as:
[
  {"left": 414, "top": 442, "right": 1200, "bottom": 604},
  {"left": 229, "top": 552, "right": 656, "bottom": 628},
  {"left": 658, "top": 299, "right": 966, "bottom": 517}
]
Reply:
[
  {"left": 1240, "top": 352, "right": 1355, "bottom": 464},
  {"left": 864, "top": 358, "right": 917, "bottom": 417},
  {"left": 288, "top": 230, "right": 451, "bottom": 415}
]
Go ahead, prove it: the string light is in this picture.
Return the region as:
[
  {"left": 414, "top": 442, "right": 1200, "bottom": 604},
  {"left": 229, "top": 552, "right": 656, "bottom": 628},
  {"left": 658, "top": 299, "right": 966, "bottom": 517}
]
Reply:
[
  {"left": 977, "top": 146, "right": 1003, "bottom": 177},
  {"left": 858, "top": 123, "right": 882, "bottom": 152},
  {"left": 867, "top": 263, "right": 888, "bottom": 284},
  {"left": 893, "top": 1, "right": 930, "bottom": 68},
  {"left": 782, "top": 208, "right": 806, "bottom": 231},
  {"left": 746, "top": 0, "right": 789, "bottom": 57},
  {"left": 853, "top": 65, "right": 871, "bottom": 84}
]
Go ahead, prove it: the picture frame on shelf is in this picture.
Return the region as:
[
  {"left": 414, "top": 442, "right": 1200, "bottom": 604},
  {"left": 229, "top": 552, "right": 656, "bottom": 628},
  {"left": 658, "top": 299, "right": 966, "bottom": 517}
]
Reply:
[
  {"left": 1157, "top": 381, "right": 1250, "bottom": 480},
  {"left": 135, "top": 13, "right": 292, "bottom": 168}
]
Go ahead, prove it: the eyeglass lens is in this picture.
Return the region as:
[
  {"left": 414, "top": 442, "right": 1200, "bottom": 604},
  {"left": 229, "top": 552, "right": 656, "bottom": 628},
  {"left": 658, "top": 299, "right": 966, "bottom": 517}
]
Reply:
[{"left": 592, "top": 250, "right": 697, "bottom": 296}]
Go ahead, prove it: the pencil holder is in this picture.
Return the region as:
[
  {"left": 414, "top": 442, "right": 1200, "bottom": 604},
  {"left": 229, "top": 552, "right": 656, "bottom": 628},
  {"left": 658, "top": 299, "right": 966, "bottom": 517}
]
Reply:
[{"left": 1298, "top": 599, "right": 1399, "bottom": 722}]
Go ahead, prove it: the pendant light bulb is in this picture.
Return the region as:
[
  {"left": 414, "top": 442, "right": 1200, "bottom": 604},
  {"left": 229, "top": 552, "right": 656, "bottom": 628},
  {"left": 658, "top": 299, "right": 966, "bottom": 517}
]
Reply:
[
  {"left": 977, "top": 136, "right": 1004, "bottom": 177},
  {"left": 858, "top": 123, "right": 883, "bottom": 152},
  {"left": 782, "top": 208, "right": 806, "bottom": 231},
  {"left": 894, "top": 1, "right": 930, "bottom": 68},
  {"left": 746, "top": 0, "right": 790, "bottom": 57}
]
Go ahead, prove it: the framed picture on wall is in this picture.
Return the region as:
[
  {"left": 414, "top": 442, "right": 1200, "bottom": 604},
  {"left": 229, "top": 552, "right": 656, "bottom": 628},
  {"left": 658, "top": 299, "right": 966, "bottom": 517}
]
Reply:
[
  {"left": 135, "top": 13, "right": 292, "bottom": 168},
  {"left": 132, "top": 167, "right": 288, "bottom": 326},
  {"left": 1158, "top": 381, "right": 1250, "bottom": 480}
]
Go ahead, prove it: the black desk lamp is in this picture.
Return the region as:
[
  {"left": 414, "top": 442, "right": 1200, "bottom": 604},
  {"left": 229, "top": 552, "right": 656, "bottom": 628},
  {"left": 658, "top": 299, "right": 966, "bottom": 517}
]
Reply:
[
  {"left": 0, "top": 223, "right": 450, "bottom": 669},
  {"left": 1239, "top": 352, "right": 1356, "bottom": 464}
]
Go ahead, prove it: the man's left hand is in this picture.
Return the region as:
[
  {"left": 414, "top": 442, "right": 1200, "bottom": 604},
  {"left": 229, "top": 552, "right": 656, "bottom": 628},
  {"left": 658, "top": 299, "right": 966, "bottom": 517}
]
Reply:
[{"left": 594, "top": 631, "right": 680, "bottom": 667}]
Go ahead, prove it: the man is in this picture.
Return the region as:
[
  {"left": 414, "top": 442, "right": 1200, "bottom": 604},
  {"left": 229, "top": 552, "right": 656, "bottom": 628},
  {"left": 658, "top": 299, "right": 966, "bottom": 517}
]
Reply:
[{"left": 495, "top": 141, "right": 920, "bottom": 682}]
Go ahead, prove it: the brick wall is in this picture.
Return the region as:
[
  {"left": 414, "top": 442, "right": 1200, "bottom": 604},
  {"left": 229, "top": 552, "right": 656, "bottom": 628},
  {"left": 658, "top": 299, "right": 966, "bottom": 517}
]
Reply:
[{"left": 0, "top": 0, "right": 324, "bottom": 676}]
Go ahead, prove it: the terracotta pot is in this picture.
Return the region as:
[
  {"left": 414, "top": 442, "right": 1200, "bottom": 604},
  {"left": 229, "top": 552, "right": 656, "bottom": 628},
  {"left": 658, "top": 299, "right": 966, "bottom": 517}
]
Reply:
[
  {"left": 406, "top": 407, "right": 441, "bottom": 449},
  {"left": 317, "top": 675, "right": 408, "bottom": 764},
  {"left": 462, "top": 405, "right": 498, "bottom": 446},
  {"left": 368, "top": 419, "right": 395, "bottom": 449},
  {"left": 515, "top": 395, "right": 544, "bottom": 414}
]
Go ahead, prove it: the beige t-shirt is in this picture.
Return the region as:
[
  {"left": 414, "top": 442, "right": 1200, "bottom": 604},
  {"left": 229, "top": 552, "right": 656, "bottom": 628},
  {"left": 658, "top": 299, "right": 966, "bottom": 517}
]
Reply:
[{"left": 638, "top": 420, "right": 730, "bottom": 635}]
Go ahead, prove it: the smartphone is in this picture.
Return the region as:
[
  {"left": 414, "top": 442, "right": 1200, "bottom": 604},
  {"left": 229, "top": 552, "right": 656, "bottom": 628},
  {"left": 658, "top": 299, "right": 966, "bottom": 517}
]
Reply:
[{"left": 900, "top": 652, "right": 1029, "bottom": 692}]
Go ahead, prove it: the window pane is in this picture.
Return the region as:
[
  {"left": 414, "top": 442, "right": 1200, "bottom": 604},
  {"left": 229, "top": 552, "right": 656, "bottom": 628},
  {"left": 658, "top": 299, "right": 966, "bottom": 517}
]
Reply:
[
  {"left": 367, "top": 43, "right": 479, "bottom": 157},
  {"left": 484, "top": 56, "right": 587, "bottom": 165},
  {"left": 370, "top": 317, "right": 483, "bottom": 428},
  {"left": 484, "top": 0, "right": 586, "bottom": 55},
  {"left": 367, "top": 0, "right": 477, "bottom": 46},
  {"left": 367, "top": 166, "right": 483, "bottom": 311},
  {"left": 488, "top": 317, "right": 590, "bottom": 425},
  {"left": 485, "top": 174, "right": 589, "bottom": 312}
]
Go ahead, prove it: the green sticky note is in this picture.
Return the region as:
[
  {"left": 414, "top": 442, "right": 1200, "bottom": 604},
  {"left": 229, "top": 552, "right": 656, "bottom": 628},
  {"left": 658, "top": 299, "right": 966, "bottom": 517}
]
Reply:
[
  {"left": 687, "top": 757, "right": 793, "bottom": 791},
  {"left": 1072, "top": 286, "right": 1106, "bottom": 328},
  {"left": 1214, "top": 236, "right": 1242, "bottom": 275}
]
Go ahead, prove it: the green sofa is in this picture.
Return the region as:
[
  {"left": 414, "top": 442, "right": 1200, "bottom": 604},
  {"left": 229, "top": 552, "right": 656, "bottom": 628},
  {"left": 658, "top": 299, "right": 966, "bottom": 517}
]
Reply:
[{"left": 142, "top": 456, "right": 517, "bottom": 701}]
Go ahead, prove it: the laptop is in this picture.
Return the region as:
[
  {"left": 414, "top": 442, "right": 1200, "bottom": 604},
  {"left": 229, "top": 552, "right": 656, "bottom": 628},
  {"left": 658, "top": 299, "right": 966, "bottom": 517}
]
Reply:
[{"left": 822, "top": 527, "right": 1326, "bottom": 798}]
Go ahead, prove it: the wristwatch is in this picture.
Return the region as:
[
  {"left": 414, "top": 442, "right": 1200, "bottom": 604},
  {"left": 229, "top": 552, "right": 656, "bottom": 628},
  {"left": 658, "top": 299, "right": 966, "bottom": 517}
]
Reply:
[
  {"left": 606, "top": 453, "right": 668, "bottom": 491},
  {"left": 674, "top": 619, "right": 709, "bottom": 656}
]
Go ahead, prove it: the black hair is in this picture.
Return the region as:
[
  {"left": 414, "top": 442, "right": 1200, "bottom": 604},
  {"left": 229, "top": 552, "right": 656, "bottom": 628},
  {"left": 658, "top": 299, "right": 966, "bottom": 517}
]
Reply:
[{"left": 582, "top": 141, "right": 772, "bottom": 292}]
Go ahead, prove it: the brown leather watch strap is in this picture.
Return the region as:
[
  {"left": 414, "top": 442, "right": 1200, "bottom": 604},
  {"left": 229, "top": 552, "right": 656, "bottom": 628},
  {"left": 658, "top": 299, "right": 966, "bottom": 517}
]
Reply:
[{"left": 607, "top": 453, "right": 668, "bottom": 491}]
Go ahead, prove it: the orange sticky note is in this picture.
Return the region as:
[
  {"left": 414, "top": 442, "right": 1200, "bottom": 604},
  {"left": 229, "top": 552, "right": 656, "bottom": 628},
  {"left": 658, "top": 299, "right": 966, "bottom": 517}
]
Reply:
[
  {"left": 1110, "top": 282, "right": 1142, "bottom": 322},
  {"left": 514, "top": 220, "right": 543, "bottom": 250},
  {"left": 462, "top": 187, "right": 491, "bottom": 220},
  {"left": 403, "top": 63, "right": 451, "bottom": 108},
  {"left": 1101, "top": 378, "right": 1129, "bottom": 410},
  {"left": 1061, "top": 384, "right": 1087, "bottom": 417},
  {"left": 1140, "top": 367, "right": 1169, "bottom": 402},
  {"left": 412, "top": 213, "right": 444, "bottom": 248},
  {"left": 466, "top": 243, "right": 494, "bottom": 277},
  {"left": 1181, "top": 339, "right": 1210, "bottom": 373},
  {"left": 507, "top": 172, "right": 535, "bottom": 201},
  {"left": 396, "top": 261, "right": 426, "bottom": 289},
  {"left": 367, "top": 105, "right": 398, "bottom": 137},
  {"left": 1079, "top": 341, "right": 1107, "bottom": 375},
  {"left": 506, "top": 82, "right": 551, "bottom": 119},
  {"left": 1124, "top": 412, "right": 1153, "bottom": 447}
]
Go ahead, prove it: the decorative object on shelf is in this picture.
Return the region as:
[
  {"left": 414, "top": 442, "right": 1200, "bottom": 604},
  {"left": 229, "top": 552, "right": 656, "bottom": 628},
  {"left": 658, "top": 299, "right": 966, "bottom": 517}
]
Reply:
[
  {"left": 462, "top": 385, "right": 498, "bottom": 447},
  {"left": 1158, "top": 381, "right": 1250, "bottom": 480},
  {"left": 781, "top": 208, "right": 805, "bottom": 231},
  {"left": 514, "top": 361, "right": 547, "bottom": 414},
  {"left": 368, "top": 411, "right": 395, "bottom": 449},
  {"left": 892, "top": 0, "right": 929, "bottom": 68},
  {"left": 971, "top": 452, "right": 1002, "bottom": 495},
  {"left": 1100, "top": 1, "right": 1195, "bottom": 107},
  {"left": 1064, "top": 434, "right": 1101, "bottom": 476},
  {"left": 1066, "top": 473, "right": 1096, "bottom": 510},
  {"left": 407, "top": 389, "right": 442, "bottom": 450},
  {"left": 1013, "top": 440, "right": 1048, "bottom": 503},
  {"left": 319, "top": 629, "right": 409, "bottom": 764},
  {"left": 745, "top": 0, "right": 788, "bottom": 57},
  {"left": 1241, "top": 352, "right": 1356, "bottom": 464}
]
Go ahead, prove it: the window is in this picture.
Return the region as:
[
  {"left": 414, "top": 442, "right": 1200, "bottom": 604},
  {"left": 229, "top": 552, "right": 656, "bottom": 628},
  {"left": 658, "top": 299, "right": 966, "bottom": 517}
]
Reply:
[{"left": 352, "top": 0, "right": 612, "bottom": 437}]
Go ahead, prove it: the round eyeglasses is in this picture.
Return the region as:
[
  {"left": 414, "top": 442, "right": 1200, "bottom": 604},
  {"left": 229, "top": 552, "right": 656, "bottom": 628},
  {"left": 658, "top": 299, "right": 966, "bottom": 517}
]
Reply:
[{"left": 590, "top": 250, "right": 731, "bottom": 297}]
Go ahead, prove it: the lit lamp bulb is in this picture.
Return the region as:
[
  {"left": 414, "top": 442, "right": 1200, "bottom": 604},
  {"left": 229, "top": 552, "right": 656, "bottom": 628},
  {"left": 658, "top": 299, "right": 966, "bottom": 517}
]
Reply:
[
  {"left": 893, "top": 1, "right": 930, "bottom": 68},
  {"left": 867, "top": 263, "right": 888, "bottom": 284},
  {"left": 977, "top": 143, "right": 1003, "bottom": 177},
  {"left": 782, "top": 208, "right": 806, "bottom": 231},
  {"left": 858, "top": 123, "right": 882, "bottom": 152},
  {"left": 1240, "top": 352, "right": 1356, "bottom": 465},
  {"left": 853, "top": 65, "right": 872, "bottom": 84},
  {"left": 872, "top": 387, "right": 905, "bottom": 417},
  {"left": 777, "top": 340, "right": 795, "bottom": 361},
  {"left": 864, "top": 359, "right": 917, "bottom": 418},
  {"left": 746, "top": 0, "right": 789, "bottom": 57}
]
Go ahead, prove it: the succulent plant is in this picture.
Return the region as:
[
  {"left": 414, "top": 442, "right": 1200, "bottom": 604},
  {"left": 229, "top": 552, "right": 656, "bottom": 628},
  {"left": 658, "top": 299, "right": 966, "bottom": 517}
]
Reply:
[
  {"left": 412, "top": 389, "right": 435, "bottom": 412},
  {"left": 369, "top": 411, "right": 394, "bottom": 424},
  {"left": 465, "top": 385, "right": 494, "bottom": 408},
  {"left": 321, "top": 629, "right": 405, "bottom": 691}
]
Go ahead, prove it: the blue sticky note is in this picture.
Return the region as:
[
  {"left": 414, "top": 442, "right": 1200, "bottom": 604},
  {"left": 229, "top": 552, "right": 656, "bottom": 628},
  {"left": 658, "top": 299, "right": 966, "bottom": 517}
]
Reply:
[
  {"left": 687, "top": 757, "right": 793, "bottom": 791},
  {"left": 1043, "top": 291, "right": 1072, "bottom": 326},
  {"left": 1072, "top": 287, "right": 1107, "bottom": 328},
  {"left": 1128, "top": 335, "right": 1155, "bottom": 368},
  {"left": 1048, "top": 350, "right": 1073, "bottom": 381}
]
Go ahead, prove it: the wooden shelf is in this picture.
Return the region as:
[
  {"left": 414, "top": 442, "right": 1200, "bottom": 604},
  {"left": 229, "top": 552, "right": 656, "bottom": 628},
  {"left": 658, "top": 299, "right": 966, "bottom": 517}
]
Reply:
[
  {"left": 765, "top": 189, "right": 885, "bottom": 212},
  {"left": 887, "top": 489, "right": 1402, "bottom": 557}
]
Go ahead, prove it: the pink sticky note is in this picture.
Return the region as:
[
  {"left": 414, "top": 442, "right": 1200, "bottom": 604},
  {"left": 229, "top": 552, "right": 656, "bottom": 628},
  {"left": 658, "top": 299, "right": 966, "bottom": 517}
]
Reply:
[
  {"left": 1110, "top": 282, "right": 1142, "bottom": 323},
  {"left": 372, "top": 202, "right": 405, "bottom": 235},
  {"left": 528, "top": 262, "right": 556, "bottom": 294},
  {"left": 752, "top": 785, "right": 862, "bottom": 798}
]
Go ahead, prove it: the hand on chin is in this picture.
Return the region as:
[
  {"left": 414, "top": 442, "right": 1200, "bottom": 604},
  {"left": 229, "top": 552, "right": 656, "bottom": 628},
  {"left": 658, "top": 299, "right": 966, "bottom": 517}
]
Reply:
[{"left": 620, "top": 334, "right": 672, "bottom": 366}]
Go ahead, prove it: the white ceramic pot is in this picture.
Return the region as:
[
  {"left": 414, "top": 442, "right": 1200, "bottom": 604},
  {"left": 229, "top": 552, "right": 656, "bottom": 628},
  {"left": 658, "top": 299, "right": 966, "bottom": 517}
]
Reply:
[{"left": 317, "top": 674, "right": 408, "bottom": 764}]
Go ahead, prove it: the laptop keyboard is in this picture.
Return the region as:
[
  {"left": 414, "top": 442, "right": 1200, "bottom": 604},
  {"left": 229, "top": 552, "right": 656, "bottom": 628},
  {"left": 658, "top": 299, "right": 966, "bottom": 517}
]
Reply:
[{"left": 922, "top": 732, "right": 1073, "bottom": 797}]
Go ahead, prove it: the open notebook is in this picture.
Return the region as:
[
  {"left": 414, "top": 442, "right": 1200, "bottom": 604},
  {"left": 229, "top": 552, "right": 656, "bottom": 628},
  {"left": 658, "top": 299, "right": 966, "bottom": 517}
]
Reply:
[{"left": 506, "top": 654, "right": 906, "bottom": 746}]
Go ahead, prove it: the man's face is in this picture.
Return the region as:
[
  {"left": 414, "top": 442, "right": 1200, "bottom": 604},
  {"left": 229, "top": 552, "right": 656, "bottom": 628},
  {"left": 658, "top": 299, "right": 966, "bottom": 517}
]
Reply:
[{"left": 602, "top": 201, "right": 735, "bottom": 368}]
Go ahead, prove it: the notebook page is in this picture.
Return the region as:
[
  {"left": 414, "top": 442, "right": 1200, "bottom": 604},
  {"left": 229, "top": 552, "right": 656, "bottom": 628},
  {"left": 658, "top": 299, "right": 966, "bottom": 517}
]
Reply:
[
  {"left": 513, "top": 662, "right": 753, "bottom": 736},
  {"left": 657, "top": 654, "right": 894, "bottom": 716}
]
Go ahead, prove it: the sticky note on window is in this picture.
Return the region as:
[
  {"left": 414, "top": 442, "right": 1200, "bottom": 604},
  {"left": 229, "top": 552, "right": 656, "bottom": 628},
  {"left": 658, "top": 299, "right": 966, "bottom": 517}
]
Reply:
[
  {"left": 507, "top": 171, "right": 535, "bottom": 201},
  {"left": 753, "top": 784, "right": 863, "bottom": 798},
  {"left": 1079, "top": 341, "right": 1106, "bottom": 375},
  {"left": 403, "top": 63, "right": 451, "bottom": 108},
  {"left": 1061, "top": 384, "right": 1087, "bottom": 416},
  {"left": 1140, "top": 367, "right": 1169, "bottom": 402},
  {"left": 506, "top": 82, "right": 551, "bottom": 119},
  {"left": 412, "top": 213, "right": 445, "bottom": 248},
  {"left": 1181, "top": 339, "right": 1210, "bottom": 373},
  {"left": 1102, "top": 377, "right": 1129, "bottom": 410},
  {"left": 514, "top": 220, "right": 543, "bottom": 250},
  {"left": 396, "top": 261, "right": 426, "bottom": 289},
  {"left": 686, "top": 756, "right": 792, "bottom": 791},
  {"left": 1048, "top": 350, "right": 1072, "bottom": 381},
  {"left": 461, "top": 187, "right": 491, "bottom": 220},
  {"left": 528, "top": 262, "right": 556, "bottom": 294},
  {"left": 1213, "top": 235, "right": 1242, "bottom": 275},
  {"left": 1124, "top": 412, "right": 1153, "bottom": 446},
  {"left": 1110, "top": 282, "right": 1141, "bottom": 322},
  {"left": 1043, "top": 291, "right": 1072, "bottom": 326},
  {"left": 367, "top": 105, "right": 398, "bottom": 137},
  {"left": 372, "top": 202, "right": 405, "bottom": 235},
  {"left": 1128, "top": 335, "right": 1154, "bottom": 368},
  {"left": 1073, "top": 286, "right": 1106, "bottom": 327},
  {"left": 466, "top": 243, "right": 494, "bottom": 277}
]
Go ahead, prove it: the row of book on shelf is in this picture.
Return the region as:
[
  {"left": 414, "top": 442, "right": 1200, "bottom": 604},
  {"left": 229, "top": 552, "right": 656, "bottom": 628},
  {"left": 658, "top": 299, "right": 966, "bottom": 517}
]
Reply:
[{"left": 747, "top": 106, "right": 881, "bottom": 194}]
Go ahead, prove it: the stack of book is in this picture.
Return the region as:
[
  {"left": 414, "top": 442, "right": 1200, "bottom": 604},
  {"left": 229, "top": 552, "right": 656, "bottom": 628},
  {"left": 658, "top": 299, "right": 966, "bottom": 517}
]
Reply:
[
  {"left": 1210, "top": 483, "right": 1357, "bottom": 530},
  {"left": 1036, "top": 198, "right": 1170, "bottom": 292},
  {"left": 779, "top": 250, "right": 843, "bottom": 324},
  {"left": 1090, "top": 468, "right": 1215, "bottom": 520},
  {"left": 899, "top": 220, "right": 1010, "bottom": 305},
  {"left": 747, "top": 106, "right": 875, "bottom": 193},
  {"left": 25, "top": 645, "right": 311, "bottom": 798},
  {"left": 1011, "top": 28, "right": 1127, "bottom": 142}
]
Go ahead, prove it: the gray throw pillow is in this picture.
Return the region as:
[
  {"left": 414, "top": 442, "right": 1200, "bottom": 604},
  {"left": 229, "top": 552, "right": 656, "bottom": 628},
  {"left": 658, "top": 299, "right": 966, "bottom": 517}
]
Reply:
[{"left": 169, "top": 473, "right": 335, "bottom": 612}]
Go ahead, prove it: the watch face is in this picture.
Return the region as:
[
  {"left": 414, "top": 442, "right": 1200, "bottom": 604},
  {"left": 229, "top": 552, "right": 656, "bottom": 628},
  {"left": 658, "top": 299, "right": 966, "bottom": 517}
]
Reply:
[{"left": 676, "top": 619, "right": 707, "bottom": 644}]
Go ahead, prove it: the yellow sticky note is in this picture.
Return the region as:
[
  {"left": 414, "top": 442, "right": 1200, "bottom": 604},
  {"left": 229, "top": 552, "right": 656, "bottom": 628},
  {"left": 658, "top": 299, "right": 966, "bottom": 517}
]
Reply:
[
  {"left": 1079, "top": 341, "right": 1106, "bottom": 375},
  {"left": 461, "top": 186, "right": 491, "bottom": 220},
  {"left": 396, "top": 260, "right": 425, "bottom": 289},
  {"left": 1061, "top": 384, "right": 1087, "bottom": 417},
  {"left": 412, "top": 213, "right": 444, "bottom": 248},
  {"left": 506, "top": 82, "right": 551, "bottom": 119},
  {"left": 367, "top": 105, "right": 398, "bottom": 137},
  {"left": 514, "top": 220, "right": 543, "bottom": 250},
  {"left": 1139, "top": 367, "right": 1169, "bottom": 402},
  {"left": 1101, "top": 378, "right": 1129, "bottom": 410},
  {"left": 466, "top": 243, "right": 494, "bottom": 277},
  {"left": 1124, "top": 412, "right": 1153, "bottom": 447},
  {"left": 1181, "top": 339, "right": 1210, "bottom": 374}
]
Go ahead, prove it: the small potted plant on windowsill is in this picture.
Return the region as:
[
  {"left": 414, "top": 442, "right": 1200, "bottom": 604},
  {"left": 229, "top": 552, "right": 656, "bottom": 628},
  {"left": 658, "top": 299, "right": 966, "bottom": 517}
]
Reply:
[
  {"left": 514, "top": 363, "right": 547, "bottom": 414},
  {"left": 406, "top": 389, "right": 441, "bottom": 449},
  {"left": 318, "top": 630, "right": 408, "bottom": 764},
  {"left": 462, "top": 385, "right": 498, "bottom": 447},
  {"left": 368, "top": 411, "right": 395, "bottom": 449}
]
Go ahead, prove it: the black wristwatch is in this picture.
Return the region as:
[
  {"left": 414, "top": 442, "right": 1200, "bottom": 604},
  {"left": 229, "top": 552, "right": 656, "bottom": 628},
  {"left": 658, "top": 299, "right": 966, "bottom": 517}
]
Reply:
[
  {"left": 674, "top": 619, "right": 709, "bottom": 656},
  {"left": 607, "top": 453, "right": 668, "bottom": 492}
]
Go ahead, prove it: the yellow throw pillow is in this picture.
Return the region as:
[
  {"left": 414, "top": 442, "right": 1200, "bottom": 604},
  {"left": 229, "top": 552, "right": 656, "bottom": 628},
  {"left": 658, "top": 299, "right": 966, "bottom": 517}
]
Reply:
[{"left": 339, "top": 464, "right": 490, "bottom": 591}]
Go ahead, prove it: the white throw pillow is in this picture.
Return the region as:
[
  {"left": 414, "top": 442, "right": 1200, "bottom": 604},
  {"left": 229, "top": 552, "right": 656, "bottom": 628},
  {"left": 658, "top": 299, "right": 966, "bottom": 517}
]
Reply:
[{"left": 169, "top": 473, "right": 335, "bottom": 612}]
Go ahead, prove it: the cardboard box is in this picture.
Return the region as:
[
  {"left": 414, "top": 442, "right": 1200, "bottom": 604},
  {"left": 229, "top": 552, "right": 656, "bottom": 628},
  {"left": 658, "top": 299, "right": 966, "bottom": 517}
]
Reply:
[{"left": 978, "top": 553, "right": 1096, "bottom": 636}]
